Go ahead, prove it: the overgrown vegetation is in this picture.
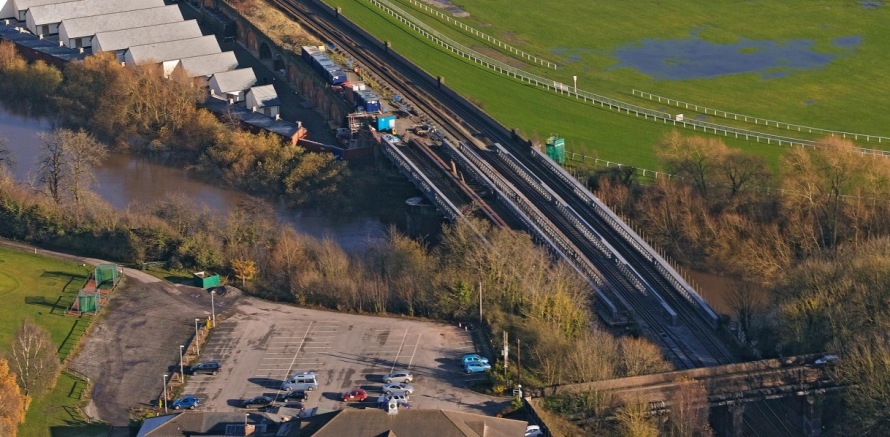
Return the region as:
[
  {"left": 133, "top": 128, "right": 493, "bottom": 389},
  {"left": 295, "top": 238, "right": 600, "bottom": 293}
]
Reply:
[
  {"left": 594, "top": 132, "right": 890, "bottom": 434},
  {"left": 0, "top": 41, "right": 347, "bottom": 211}
]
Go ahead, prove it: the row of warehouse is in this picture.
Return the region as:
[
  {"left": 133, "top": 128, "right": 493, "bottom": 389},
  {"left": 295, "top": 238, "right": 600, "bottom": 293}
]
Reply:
[
  {"left": 301, "top": 45, "right": 381, "bottom": 113},
  {"left": 0, "top": 0, "right": 282, "bottom": 117}
]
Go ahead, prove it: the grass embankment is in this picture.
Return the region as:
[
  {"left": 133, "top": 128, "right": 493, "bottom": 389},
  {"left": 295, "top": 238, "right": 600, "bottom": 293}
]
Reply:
[
  {"left": 0, "top": 246, "right": 105, "bottom": 436},
  {"left": 322, "top": 0, "right": 890, "bottom": 170}
]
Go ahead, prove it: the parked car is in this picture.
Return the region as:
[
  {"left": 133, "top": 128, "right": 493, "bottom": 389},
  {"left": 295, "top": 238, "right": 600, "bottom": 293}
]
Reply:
[
  {"left": 526, "top": 424, "right": 543, "bottom": 437},
  {"left": 189, "top": 361, "right": 221, "bottom": 375},
  {"left": 342, "top": 387, "right": 368, "bottom": 402},
  {"left": 172, "top": 395, "right": 200, "bottom": 410},
  {"left": 241, "top": 396, "right": 274, "bottom": 409},
  {"left": 461, "top": 354, "right": 489, "bottom": 366},
  {"left": 280, "top": 401, "right": 305, "bottom": 411},
  {"left": 814, "top": 354, "right": 840, "bottom": 366},
  {"left": 464, "top": 362, "right": 491, "bottom": 374},
  {"left": 281, "top": 371, "right": 318, "bottom": 391},
  {"left": 279, "top": 390, "right": 309, "bottom": 402},
  {"left": 377, "top": 393, "right": 409, "bottom": 406},
  {"left": 382, "top": 382, "right": 414, "bottom": 395},
  {"left": 383, "top": 371, "right": 413, "bottom": 384}
]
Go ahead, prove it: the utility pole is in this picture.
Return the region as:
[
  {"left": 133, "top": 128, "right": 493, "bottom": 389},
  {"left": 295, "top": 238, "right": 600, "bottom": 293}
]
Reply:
[
  {"left": 478, "top": 281, "right": 483, "bottom": 325},
  {"left": 517, "top": 338, "right": 521, "bottom": 383},
  {"left": 503, "top": 331, "right": 509, "bottom": 380}
]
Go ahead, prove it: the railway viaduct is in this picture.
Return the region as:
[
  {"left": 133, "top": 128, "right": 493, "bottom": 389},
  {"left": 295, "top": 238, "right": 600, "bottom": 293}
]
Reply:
[{"left": 528, "top": 354, "right": 842, "bottom": 436}]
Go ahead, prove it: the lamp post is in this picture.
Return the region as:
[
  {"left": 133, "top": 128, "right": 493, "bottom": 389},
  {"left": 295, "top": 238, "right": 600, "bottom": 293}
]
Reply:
[
  {"left": 163, "top": 374, "right": 169, "bottom": 414},
  {"left": 179, "top": 345, "right": 185, "bottom": 379},
  {"left": 572, "top": 75, "right": 577, "bottom": 98},
  {"left": 210, "top": 289, "right": 216, "bottom": 328},
  {"left": 194, "top": 318, "right": 201, "bottom": 354},
  {"left": 245, "top": 413, "right": 249, "bottom": 429}
]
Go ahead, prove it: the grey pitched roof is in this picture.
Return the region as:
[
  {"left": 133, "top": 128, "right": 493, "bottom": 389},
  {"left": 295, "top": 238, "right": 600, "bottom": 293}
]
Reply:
[
  {"left": 0, "top": 21, "right": 85, "bottom": 61},
  {"left": 60, "top": 6, "right": 183, "bottom": 40},
  {"left": 204, "top": 97, "right": 302, "bottom": 139},
  {"left": 13, "top": 0, "right": 74, "bottom": 15},
  {"left": 176, "top": 51, "right": 239, "bottom": 78},
  {"left": 93, "top": 19, "right": 201, "bottom": 54},
  {"left": 210, "top": 68, "right": 257, "bottom": 94},
  {"left": 137, "top": 412, "right": 267, "bottom": 436},
  {"left": 301, "top": 409, "right": 528, "bottom": 437},
  {"left": 248, "top": 85, "right": 280, "bottom": 108},
  {"left": 28, "top": 0, "right": 165, "bottom": 27},
  {"left": 126, "top": 35, "right": 220, "bottom": 65}
]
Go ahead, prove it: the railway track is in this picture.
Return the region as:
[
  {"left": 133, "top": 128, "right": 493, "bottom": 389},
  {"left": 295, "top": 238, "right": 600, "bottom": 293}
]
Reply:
[{"left": 269, "top": 1, "right": 793, "bottom": 433}]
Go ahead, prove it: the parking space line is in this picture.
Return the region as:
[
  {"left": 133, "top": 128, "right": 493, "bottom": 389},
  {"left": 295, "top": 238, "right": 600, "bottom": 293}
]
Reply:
[
  {"left": 407, "top": 334, "right": 421, "bottom": 368},
  {"left": 389, "top": 329, "right": 409, "bottom": 373}
]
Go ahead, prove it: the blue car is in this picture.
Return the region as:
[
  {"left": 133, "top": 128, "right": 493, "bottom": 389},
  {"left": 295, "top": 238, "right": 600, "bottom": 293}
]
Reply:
[
  {"left": 461, "top": 354, "right": 489, "bottom": 366},
  {"left": 172, "top": 395, "right": 200, "bottom": 410},
  {"left": 464, "top": 362, "right": 491, "bottom": 374}
]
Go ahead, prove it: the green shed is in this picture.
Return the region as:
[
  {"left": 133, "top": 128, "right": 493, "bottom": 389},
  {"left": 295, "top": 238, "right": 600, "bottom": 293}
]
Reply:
[
  {"left": 546, "top": 135, "right": 566, "bottom": 165},
  {"left": 193, "top": 271, "right": 221, "bottom": 289}
]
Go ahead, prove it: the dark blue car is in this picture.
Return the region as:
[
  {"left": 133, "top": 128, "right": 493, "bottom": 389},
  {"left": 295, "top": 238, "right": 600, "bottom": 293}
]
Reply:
[{"left": 172, "top": 395, "right": 200, "bottom": 410}]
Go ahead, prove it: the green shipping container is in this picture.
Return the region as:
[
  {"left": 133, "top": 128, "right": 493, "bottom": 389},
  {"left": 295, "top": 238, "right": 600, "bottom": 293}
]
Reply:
[
  {"left": 546, "top": 135, "right": 566, "bottom": 165},
  {"left": 79, "top": 293, "right": 98, "bottom": 312},
  {"left": 194, "top": 272, "right": 221, "bottom": 289}
]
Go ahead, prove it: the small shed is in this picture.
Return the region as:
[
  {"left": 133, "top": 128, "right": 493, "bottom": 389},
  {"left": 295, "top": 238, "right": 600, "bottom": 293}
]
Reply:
[
  {"left": 193, "top": 271, "right": 220, "bottom": 289},
  {"left": 245, "top": 84, "right": 281, "bottom": 118}
]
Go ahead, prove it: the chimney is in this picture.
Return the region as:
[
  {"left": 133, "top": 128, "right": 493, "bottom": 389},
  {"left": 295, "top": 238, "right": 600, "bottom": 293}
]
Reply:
[
  {"left": 39, "top": 34, "right": 44, "bottom": 40},
  {"left": 228, "top": 97, "right": 234, "bottom": 105},
  {"left": 252, "top": 105, "right": 257, "bottom": 112},
  {"left": 297, "top": 121, "right": 302, "bottom": 129},
  {"left": 58, "top": 41, "right": 63, "bottom": 47},
  {"left": 275, "top": 114, "right": 280, "bottom": 120},
  {"left": 79, "top": 48, "right": 84, "bottom": 54}
]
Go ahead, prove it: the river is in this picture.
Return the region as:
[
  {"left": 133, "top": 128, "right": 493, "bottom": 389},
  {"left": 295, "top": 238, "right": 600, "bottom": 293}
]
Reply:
[{"left": 0, "top": 106, "right": 386, "bottom": 251}]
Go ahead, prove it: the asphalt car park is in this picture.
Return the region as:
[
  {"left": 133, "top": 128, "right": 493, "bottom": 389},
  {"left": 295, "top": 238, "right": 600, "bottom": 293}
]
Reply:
[{"left": 181, "top": 297, "right": 507, "bottom": 416}]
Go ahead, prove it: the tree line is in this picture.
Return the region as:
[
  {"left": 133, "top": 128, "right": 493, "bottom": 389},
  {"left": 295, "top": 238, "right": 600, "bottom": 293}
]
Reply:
[
  {"left": 592, "top": 131, "right": 890, "bottom": 434},
  {"left": 0, "top": 40, "right": 346, "bottom": 210}
]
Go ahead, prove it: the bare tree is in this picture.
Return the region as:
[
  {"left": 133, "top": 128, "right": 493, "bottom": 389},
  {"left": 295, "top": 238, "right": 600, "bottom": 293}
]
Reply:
[
  {"left": 36, "top": 131, "right": 66, "bottom": 203},
  {"left": 7, "top": 321, "right": 60, "bottom": 398},
  {"left": 616, "top": 400, "right": 659, "bottom": 437},
  {"left": 61, "top": 129, "right": 106, "bottom": 210},
  {"left": 0, "top": 136, "right": 14, "bottom": 172},
  {"left": 669, "top": 377, "right": 712, "bottom": 437},
  {"left": 619, "top": 337, "right": 672, "bottom": 377},
  {"left": 726, "top": 281, "right": 764, "bottom": 342}
]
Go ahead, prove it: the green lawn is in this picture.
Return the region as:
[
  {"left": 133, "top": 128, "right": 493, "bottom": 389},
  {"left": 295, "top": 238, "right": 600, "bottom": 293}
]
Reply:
[
  {"left": 0, "top": 246, "right": 107, "bottom": 436},
  {"left": 323, "top": 0, "right": 890, "bottom": 170}
]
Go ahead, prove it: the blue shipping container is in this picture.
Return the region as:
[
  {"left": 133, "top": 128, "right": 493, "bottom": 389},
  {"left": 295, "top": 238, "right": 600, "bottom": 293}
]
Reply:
[{"left": 377, "top": 116, "right": 395, "bottom": 131}]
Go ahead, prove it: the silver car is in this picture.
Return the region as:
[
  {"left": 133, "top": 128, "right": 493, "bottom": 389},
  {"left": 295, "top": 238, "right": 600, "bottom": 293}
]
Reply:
[
  {"left": 383, "top": 371, "right": 414, "bottom": 384},
  {"left": 383, "top": 382, "right": 414, "bottom": 395}
]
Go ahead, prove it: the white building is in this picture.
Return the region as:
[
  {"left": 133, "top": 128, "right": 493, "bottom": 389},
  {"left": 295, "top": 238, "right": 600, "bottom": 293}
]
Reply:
[
  {"left": 123, "top": 35, "right": 221, "bottom": 77},
  {"left": 58, "top": 6, "right": 184, "bottom": 50},
  {"left": 25, "top": 0, "right": 164, "bottom": 36},
  {"left": 245, "top": 85, "right": 281, "bottom": 118},
  {"left": 209, "top": 68, "right": 257, "bottom": 103},
  {"left": 7, "top": 0, "right": 71, "bottom": 21},
  {"left": 92, "top": 20, "right": 202, "bottom": 59},
  {"left": 173, "top": 51, "right": 239, "bottom": 81}
]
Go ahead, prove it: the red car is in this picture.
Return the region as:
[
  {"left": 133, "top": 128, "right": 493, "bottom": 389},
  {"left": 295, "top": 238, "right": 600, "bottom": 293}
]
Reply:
[{"left": 342, "top": 387, "right": 368, "bottom": 402}]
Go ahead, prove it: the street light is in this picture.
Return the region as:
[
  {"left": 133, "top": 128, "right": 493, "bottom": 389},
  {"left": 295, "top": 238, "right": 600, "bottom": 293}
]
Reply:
[
  {"left": 194, "top": 318, "right": 201, "bottom": 354},
  {"left": 179, "top": 345, "right": 185, "bottom": 379},
  {"left": 210, "top": 289, "right": 216, "bottom": 328},
  {"left": 163, "top": 374, "right": 169, "bottom": 414},
  {"left": 573, "top": 75, "right": 577, "bottom": 98},
  {"left": 244, "top": 413, "right": 249, "bottom": 430}
]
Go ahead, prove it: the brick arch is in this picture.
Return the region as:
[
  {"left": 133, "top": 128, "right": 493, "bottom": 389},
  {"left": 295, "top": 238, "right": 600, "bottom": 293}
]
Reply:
[
  {"left": 313, "top": 89, "right": 326, "bottom": 109},
  {"left": 202, "top": 0, "right": 216, "bottom": 8},
  {"left": 329, "top": 105, "right": 343, "bottom": 122},
  {"left": 287, "top": 65, "right": 300, "bottom": 84},
  {"left": 259, "top": 41, "right": 272, "bottom": 60},
  {"left": 246, "top": 30, "right": 259, "bottom": 56},
  {"left": 236, "top": 21, "right": 247, "bottom": 44},
  {"left": 301, "top": 77, "right": 313, "bottom": 95}
]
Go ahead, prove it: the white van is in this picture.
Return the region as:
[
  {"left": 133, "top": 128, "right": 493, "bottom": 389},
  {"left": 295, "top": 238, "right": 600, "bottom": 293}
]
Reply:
[{"left": 281, "top": 372, "right": 318, "bottom": 391}]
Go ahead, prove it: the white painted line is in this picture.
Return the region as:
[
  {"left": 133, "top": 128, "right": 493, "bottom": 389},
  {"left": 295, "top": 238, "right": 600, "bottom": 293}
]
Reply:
[
  {"left": 390, "top": 329, "right": 409, "bottom": 373},
  {"left": 407, "top": 334, "right": 421, "bottom": 369}
]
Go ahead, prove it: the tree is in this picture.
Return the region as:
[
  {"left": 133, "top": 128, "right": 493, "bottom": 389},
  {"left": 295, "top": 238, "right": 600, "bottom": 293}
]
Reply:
[
  {"left": 669, "top": 377, "right": 712, "bottom": 437},
  {"left": 0, "top": 136, "right": 13, "bottom": 172},
  {"left": 725, "top": 281, "right": 764, "bottom": 343},
  {"left": 36, "top": 131, "right": 66, "bottom": 203},
  {"left": 231, "top": 258, "right": 258, "bottom": 287},
  {"left": 836, "top": 335, "right": 890, "bottom": 434},
  {"left": 616, "top": 400, "right": 659, "bottom": 437},
  {"left": 619, "top": 337, "right": 672, "bottom": 377},
  {"left": 8, "top": 321, "right": 60, "bottom": 398},
  {"left": 0, "top": 357, "right": 26, "bottom": 437}
]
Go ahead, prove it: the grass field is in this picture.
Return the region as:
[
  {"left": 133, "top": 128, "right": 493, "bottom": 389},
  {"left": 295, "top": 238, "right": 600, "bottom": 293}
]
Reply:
[
  {"left": 323, "top": 0, "right": 890, "bottom": 170},
  {"left": 0, "top": 246, "right": 106, "bottom": 436}
]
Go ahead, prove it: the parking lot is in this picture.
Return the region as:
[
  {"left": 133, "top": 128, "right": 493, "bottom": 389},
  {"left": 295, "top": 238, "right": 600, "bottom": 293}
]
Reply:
[{"left": 182, "top": 297, "right": 508, "bottom": 416}]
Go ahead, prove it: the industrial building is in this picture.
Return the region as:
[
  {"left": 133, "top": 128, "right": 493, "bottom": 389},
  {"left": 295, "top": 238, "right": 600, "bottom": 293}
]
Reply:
[
  {"left": 58, "top": 6, "right": 185, "bottom": 50},
  {"left": 93, "top": 20, "right": 202, "bottom": 60},
  {"left": 25, "top": 0, "right": 165, "bottom": 36}
]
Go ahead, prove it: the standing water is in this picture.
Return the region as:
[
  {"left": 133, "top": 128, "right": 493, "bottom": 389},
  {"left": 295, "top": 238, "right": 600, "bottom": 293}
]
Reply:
[{"left": 0, "top": 106, "right": 386, "bottom": 251}]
